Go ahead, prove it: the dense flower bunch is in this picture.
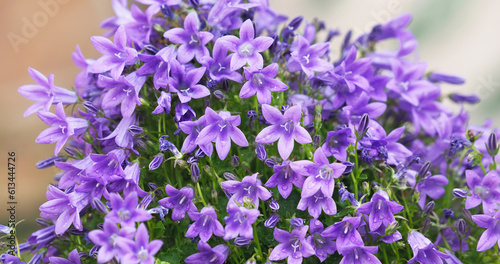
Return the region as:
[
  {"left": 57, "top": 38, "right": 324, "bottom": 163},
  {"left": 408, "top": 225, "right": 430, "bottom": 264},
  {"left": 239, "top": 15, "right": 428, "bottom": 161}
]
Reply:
[{"left": 4, "top": 0, "right": 500, "bottom": 263}]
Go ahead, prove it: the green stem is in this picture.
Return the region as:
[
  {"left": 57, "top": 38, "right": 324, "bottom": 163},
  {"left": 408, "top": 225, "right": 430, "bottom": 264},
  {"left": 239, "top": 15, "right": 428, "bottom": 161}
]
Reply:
[
  {"left": 401, "top": 190, "right": 413, "bottom": 226},
  {"left": 381, "top": 244, "right": 389, "bottom": 264},
  {"left": 196, "top": 182, "right": 208, "bottom": 207},
  {"left": 253, "top": 223, "right": 264, "bottom": 262}
]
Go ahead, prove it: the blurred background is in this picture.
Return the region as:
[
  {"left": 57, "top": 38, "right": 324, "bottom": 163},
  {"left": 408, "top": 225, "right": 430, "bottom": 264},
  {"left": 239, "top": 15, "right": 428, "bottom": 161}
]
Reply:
[{"left": 1, "top": 0, "right": 500, "bottom": 240}]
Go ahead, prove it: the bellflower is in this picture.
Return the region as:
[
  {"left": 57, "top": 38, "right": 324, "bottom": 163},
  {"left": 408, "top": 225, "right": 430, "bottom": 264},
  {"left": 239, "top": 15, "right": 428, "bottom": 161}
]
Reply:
[
  {"left": 48, "top": 249, "right": 81, "bottom": 264},
  {"left": 179, "top": 115, "right": 211, "bottom": 154},
  {"left": 100, "top": 114, "right": 137, "bottom": 149},
  {"left": 306, "top": 219, "right": 336, "bottom": 262},
  {"left": 195, "top": 107, "right": 249, "bottom": 160},
  {"left": 152, "top": 91, "right": 172, "bottom": 115},
  {"left": 339, "top": 246, "right": 381, "bottom": 264},
  {"left": 105, "top": 192, "right": 152, "bottom": 227},
  {"left": 287, "top": 35, "right": 333, "bottom": 78},
  {"left": 118, "top": 223, "right": 163, "bottom": 264},
  {"left": 200, "top": 40, "right": 243, "bottom": 83},
  {"left": 185, "top": 241, "right": 229, "bottom": 264},
  {"left": 292, "top": 148, "right": 346, "bottom": 198},
  {"left": 97, "top": 72, "right": 147, "bottom": 118},
  {"left": 158, "top": 185, "right": 198, "bottom": 221},
  {"left": 18, "top": 68, "right": 78, "bottom": 117},
  {"left": 36, "top": 103, "right": 88, "bottom": 155},
  {"left": 465, "top": 170, "right": 500, "bottom": 215},
  {"left": 221, "top": 173, "right": 272, "bottom": 205},
  {"left": 472, "top": 210, "right": 500, "bottom": 251},
  {"left": 255, "top": 104, "right": 312, "bottom": 160},
  {"left": 322, "top": 216, "right": 364, "bottom": 255},
  {"left": 297, "top": 190, "right": 336, "bottom": 218},
  {"left": 218, "top": 19, "right": 274, "bottom": 70},
  {"left": 265, "top": 160, "right": 305, "bottom": 199},
  {"left": 137, "top": 46, "right": 177, "bottom": 89},
  {"left": 435, "top": 228, "right": 469, "bottom": 252},
  {"left": 39, "top": 185, "right": 83, "bottom": 235},
  {"left": 89, "top": 25, "right": 138, "bottom": 79},
  {"left": 414, "top": 173, "right": 449, "bottom": 209},
  {"left": 88, "top": 220, "right": 135, "bottom": 263},
  {"left": 164, "top": 12, "right": 214, "bottom": 64},
  {"left": 322, "top": 126, "right": 355, "bottom": 161},
  {"left": 268, "top": 226, "right": 315, "bottom": 263},
  {"left": 358, "top": 189, "right": 404, "bottom": 233},
  {"left": 167, "top": 60, "right": 210, "bottom": 103},
  {"left": 223, "top": 201, "right": 259, "bottom": 240},
  {"left": 239, "top": 63, "right": 288, "bottom": 104},
  {"left": 407, "top": 230, "right": 448, "bottom": 264},
  {"left": 185, "top": 206, "right": 225, "bottom": 242}
]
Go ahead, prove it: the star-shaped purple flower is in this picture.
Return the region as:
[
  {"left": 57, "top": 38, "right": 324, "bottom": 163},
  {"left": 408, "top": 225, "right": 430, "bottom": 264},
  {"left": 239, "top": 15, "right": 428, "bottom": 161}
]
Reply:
[
  {"left": 18, "top": 67, "right": 78, "bottom": 117},
  {"left": 358, "top": 189, "right": 403, "bottom": 233},
  {"left": 137, "top": 46, "right": 177, "bottom": 89},
  {"left": 221, "top": 173, "right": 272, "bottom": 205},
  {"left": 185, "top": 206, "right": 225, "bottom": 242},
  {"left": 89, "top": 25, "right": 138, "bottom": 79},
  {"left": 297, "top": 190, "right": 337, "bottom": 218},
  {"left": 200, "top": 40, "right": 243, "bottom": 83},
  {"left": 472, "top": 210, "right": 500, "bottom": 251},
  {"left": 465, "top": 170, "right": 500, "bottom": 215},
  {"left": 158, "top": 185, "right": 198, "bottom": 221},
  {"left": 36, "top": 103, "right": 88, "bottom": 155},
  {"left": 414, "top": 173, "right": 449, "bottom": 209},
  {"left": 322, "top": 216, "right": 364, "bottom": 255},
  {"left": 105, "top": 192, "right": 152, "bottom": 227},
  {"left": 269, "top": 226, "right": 315, "bottom": 263},
  {"left": 98, "top": 72, "right": 147, "bottom": 118},
  {"left": 48, "top": 249, "right": 82, "bottom": 264},
  {"left": 88, "top": 220, "right": 135, "bottom": 263},
  {"left": 339, "top": 246, "right": 381, "bottom": 264},
  {"left": 167, "top": 60, "right": 210, "bottom": 103},
  {"left": 164, "top": 12, "right": 214, "bottom": 64},
  {"left": 223, "top": 201, "right": 259, "bottom": 240},
  {"left": 39, "top": 185, "right": 84, "bottom": 235},
  {"left": 407, "top": 230, "right": 448, "bottom": 264},
  {"left": 287, "top": 35, "right": 333, "bottom": 78},
  {"left": 239, "top": 63, "right": 288, "bottom": 104},
  {"left": 218, "top": 19, "right": 274, "bottom": 71},
  {"left": 306, "top": 219, "right": 336, "bottom": 262},
  {"left": 322, "top": 125, "right": 355, "bottom": 161},
  {"left": 185, "top": 241, "right": 229, "bottom": 264},
  {"left": 292, "top": 148, "right": 346, "bottom": 198},
  {"left": 179, "top": 115, "right": 212, "bottom": 154},
  {"left": 255, "top": 104, "right": 312, "bottom": 160},
  {"left": 195, "top": 107, "right": 249, "bottom": 160},
  {"left": 118, "top": 223, "right": 163, "bottom": 264},
  {"left": 265, "top": 160, "right": 305, "bottom": 199}
]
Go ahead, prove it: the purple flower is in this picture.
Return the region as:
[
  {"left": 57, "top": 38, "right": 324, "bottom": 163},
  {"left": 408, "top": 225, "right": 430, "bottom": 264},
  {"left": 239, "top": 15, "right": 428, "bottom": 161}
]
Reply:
[
  {"left": 239, "top": 63, "right": 288, "bottom": 104},
  {"left": 185, "top": 241, "right": 229, "bottom": 264},
  {"left": 414, "top": 173, "right": 449, "bottom": 209},
  {"left": 164, "top": 12, "right": 214, "bottom": 64},
  {"left": 39, "top": 185, "right": 83, "bottom": 235},
  {"left": 322, "top": 216, "right": 364, "bottom": 255},
  {"left": 322, "top": 126, "right": 355, "bottom": 161},
  {"left": 287, "top": 35, "right": 333, "bottom": 78},
  {"left": 268, "top": 226, "right": 315, "bottom": 263},
  {"left": 195, "top": 107, "right": 249, "bottom": 160},
  {"left": 18, "top": 68, "right": 77, "bottom": 117},
  {"left": 105, "top": 192, "right": 152, "bottom": 227},
  {"left": 97, "top": 72, "right": 147, "bottom": 118},
  {"left": 218, "top": 19, "right": 273, "bottom": 70},
  {"left": 435, "top": 228, "right": 469, "bottom": 252},
  {"left": 167, "top": 60, "right": 210, "bottom": 103},
  {"left": 136, "top": 0, "right": 181, "bottom": 14},
  {"left": 200, "top": 40, "right": 243, "bottom": 83},
  {"left": 255, "top": 104, "right": 312, "bottom": 160},
  {"left": 86, "top": 149, "right": 126, "bottom": 183},
  {"left": 207, "top": 0, "right": 259, "bottom": 30},
  {"left": 101, "top": 114, "right": 137, "bottom": 149},
  {"left": 152, "top": 91, "right": 172, "bottom": 115},
  {"left": 158, "top": 185, "right": 198, "bottom": 221},
  {"left": 221, "top": 173, "right": 272, "bottom": 205},
  {"left": 88, "top": 220, "right": 135, "bottom": 263},
  {"left": 118, "top": 223, "right": 163, "bottom": 264},
  {"left": 89, "top": 25, "right": 138, "bottom": 79},
  {"left": 472, "top": 210, "right": 500, "bottom": 251},
  {"left": 185, "top": 206, "right": 225, "bottom": 242},
  {"left": 297, "top": 190, "right": 336, "bottom": 218},
  {"left": 306, "top": 219, "right": 336, "bottom": 262},
  {"left": 48, "top": 249, "right": 81, "bottom": 264},
  {"left": 36, "top": 103, "right": 88, "bottom": 155},
  {"left": 465, "top": 170, "right": 500, "bottom": 215},
  {"left": 339, "top": 246, "right": 381, "bottom": 264},
  {"left": 407, "top": 230, "right": 448, "bottom": 264},
  {"left": 223, "top": 201, "right": 259, "bottom": 240},
  {"left": 292, "top": 148, "right": 346, "bottom": 198},
  {"left": 265, "top": 160, "right": 305, "bottom": 199},
  {"left": 179, "top": 116, "right": 211, "bottom": 154},
  {"left": 137, "top": 46, "right": 177, "bottom": 89},
  {"left": 358, "top": 189, "right": 404, "bottom": 233}
]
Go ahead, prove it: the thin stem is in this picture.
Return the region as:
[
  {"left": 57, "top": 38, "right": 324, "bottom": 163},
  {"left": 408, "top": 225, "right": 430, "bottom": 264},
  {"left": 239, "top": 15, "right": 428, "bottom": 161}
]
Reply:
[
  {"left": 196, "top": 182, "right": 208, "bottom": 207},
  {"left": 253, "top": 222, "right": 264, "bottom": 262}
]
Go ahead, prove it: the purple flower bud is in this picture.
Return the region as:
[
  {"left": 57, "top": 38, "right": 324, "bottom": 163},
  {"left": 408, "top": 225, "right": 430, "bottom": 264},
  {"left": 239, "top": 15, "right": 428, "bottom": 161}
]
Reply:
[
  {"left": 36, "top": 218, "right": 52, "bottom": 227},
  {"left": 36, "top": 156, "right": 65, "bottom": 169},
  {"left": 423, "top": 201, "right": 435, "bottom": 215},
  {"left": 147, "top": 206, "right": 169, "bottom": 221},
  {"left": 91, "top": 198, "right": 109, "bottom": 214},
  {"left": 148, "top": 182, "right": 159, "bottom": 191},
  {"left": 356, "top": 113, "right": 370, "bottom": 137},
  {"left": 231, "top": 155, "right": 240, "bottom": 167},
  {"left": 195, "top": 148, "right": 205, "bottom": 158},
  {"left": 78, "top": 252, "right": 88, "bottom": 259},
  {"left": 487, "top": 132, "right": 498, "bottom": 156},
  {"left": 204, "top": 99, "right": 211, "bottom": 109},
  {"left": 342, "top": 161, "right": 354, "bottom": 175},
  {"left": 29, "top": 250, "right": 44, "bottom": 264},
  {"left": 223, "top": 172, "right": 237, "bottom": 181},
  {"left": 128, "top": 125, "right": 143, "bottom": 135},
  {"left": 139, "top": 192, "right": 155, "bottom": 209},
  {"left": 326, "top": 29, "right": 340, "bottom": 42},
  {"left": 234, "top": 237, "right": 252, "bottom": 247},
  {"left": 149, "top": 154, "right": 164, "bottom": 171},
  {"left": 187, "top": 156, "right": 198, "bottom": 165},
  {"left": 427, "top": 72, "right": 465, "bottom": 85},
  {"left": 455, "top": 219, "right": 466, "bottom": 239},
  {"left": 440, "top": 208, "right": 454, "bottom": 224},
  {"left": 290, "top": 218, "right": 304, "bottom": 228},
  {"left": 280, "top": 105, "right": 290, "bottom": 114},
  {"left": 255, "top": 144, "right": 267, "bottom": 161},
  {"left": 188, "top": 0, "right": 199, "bottom": 7},
  {"left": 143, "top": 44, "right": 159, "bottom": 54},
  {"left": 417, "top": 161, "right": 431, "bottom": 178},
  {"left": 90, "top": 245, "right": 100, "bottom": 258},
  {"left": 449, "top": 93, "right": 479, "bottom": 104},
  {"left": 213, "top": 90, "right": 226, "bottom": 101},
  {"left": 264, "top": 214, "right": 280, "bottom": 228},
  {"left": 247, "top": 110, "right": 257, "bottom": 119},
  {"left": 313, "top": 135, "right": 321, "bottom": 148},
  {"left": 264, "top": 158, "right": 279, "bottom": 167},
  {"left": 69, "top": 228, "right": 86, "bottom": 235},
  {"left": 452, "top": 188, "right": 468, "bottom": 198},
  {"left": 83, "top": 101, "right": 100, "bottom": 115},
  {"left": 191, "top": 163, "right": 200, "bottom": 182},
  {"left": 64, "top": 146, "right": 79, "bottom": 156},
  {"left": 206, "top": 79, "right": 218, "bottom": 90},
  {"left": 462, "top": 208, "right": 473, "bottom": 223},
  {"left": 422, "top": 218, "right": 431, "bottom": 232},
  {"left": 269, "top": 200, "right": 280, "bottom": 212}
]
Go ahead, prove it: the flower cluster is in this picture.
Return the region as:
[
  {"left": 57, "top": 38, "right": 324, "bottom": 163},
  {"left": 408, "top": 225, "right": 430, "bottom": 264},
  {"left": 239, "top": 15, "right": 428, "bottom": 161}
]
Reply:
[{"left": 6, "top": 0, "right": 500, "bottom": 263}]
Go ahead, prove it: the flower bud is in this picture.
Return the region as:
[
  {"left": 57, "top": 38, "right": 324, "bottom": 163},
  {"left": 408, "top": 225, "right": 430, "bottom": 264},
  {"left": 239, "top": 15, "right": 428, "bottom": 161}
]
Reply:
[
  {"left": 247, "top": 110, "right": 257, "bottom": 119},
  {"left": 36, "top": 156, "right": 65, "bottom": 169},
  {"left": 269, "top": 200, "right": 280, "bottom": 212},
  {"left": 423, "top": 201, "right": 435, "bottom": 216},
  {"left": 231, "top": 155, "right": 240, "bottom": 167},
  {"left": 417, "top": 161, "right": 431, "bottom": 178},
  {"left": 149, "top": 154, "right": 164, "bottom": 171},
  {"left": 264, "top": 158, "right": 279, "bottom": 167},
  {"left": 211, "top": 190, "right": 218, "bottom": 202},
  {"left": 439, "top": 208, "right": 454, "bottom": 224},
  {"left": 255, "top": 144, "right": 267, "bottom": 161},
  {"left": 29, "top": 250, "right": 45, "bottom": 264},
  {"left": 462, "top": 208, "right": 473, "bottom": 223},
  {"left": 449, "top": 94, "right": 480, "bottom": 104},
  {"left": 128, "top": 125, "right": 143, "bottom": 135},
  {"left": 83, "top": 101, "right": 100, "bottom": 115},
  {"left": 342, "top": 161, "right": 354, "bottom": 175},
  {"left": 91, "top": 198, "right": 109, "bottom": 214},
  {"left": 313, "top": 135, "right": 321, "bottom": 148},
  {"left": 422, "top": 218, "right": 431, "bottom": 232},
  {"left": 455, "top": 219, "right": 467, "bottom": 239},
  {"left": 361, "top": 182, "right": 370, "bottom": 195},
  {"left": 206, "top": 79, "right": 218, "bottom": 90},
  {"left": 234, "top": 237, "right": 251, "bottom": 247},
  {"left": 64, "top": 146, "right": 79, "bottom": 156},
  {"left": 487, "top": 132, "right": 499, "bottom": 156},
  {"left": 195, "top": 148, "right": 205, "bottom": 158},
  {"left": 290, "top": 218, "right": 304, "bottom": 227},
  {"left": 385, "top": 221, "right": 399, "bottom": 236},
  {"left": 264, "top": 214, "right": 280, "bottom": 228},
  {"left": 223, "top": 172, "right": 237, "bottom": 181},
  {"left": 139, "top": 192, "right": 155, "bottom": 209},
  {"left": 213, "top": 90, "right": 226, "bottom": 101},
  {"left": 356, "top": 113, "right": 370, "bottom": 138},
  {"left": 90, "top": 245, "right": 100, "bottom": 258},
  {"left": 452, "top": 188, "right": 468, "bottom": 198},
  {"left": 427, "top": 72, "right": 465, "bottom": 85},
  {"left": 36, "top": 218, "right": 52, "bottom": 227},
  {"left": 191, "top": 163, "right": 200, "bottom": 182}
]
